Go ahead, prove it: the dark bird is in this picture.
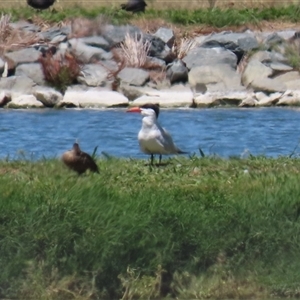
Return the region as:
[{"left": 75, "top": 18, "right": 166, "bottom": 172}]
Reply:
[
  {"left": 62, "top": 142, "right": 99, "bottom": 175},
  {"left": 120, "top": 0, "right": 147, "bottom": 13},
  {"left": 127, "top": 103, "right": 187, "bottom": 165},
  {"left": 27, "top": 0, "right": 56, "bottom": 10}
]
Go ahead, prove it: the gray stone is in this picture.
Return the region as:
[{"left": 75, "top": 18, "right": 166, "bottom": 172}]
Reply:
[
  {"left": 0, "top": 76, "right": 36, "bottom": 93},
  {"left": 251, "top": 50, "right": 288, "bottom": 64},
  {"left": 68, "top": 39, "right": 112, "bottom": 63},
  {"left": 118, "top": 84, "right": 147, "bottom": 101},
  {"left": 183, "top": 47, "right": 237, "bottom": 70},
  {"left": 58, "top": 87, "right": 129, "bottom": 108},
  {"left": 146, "top": 56, "right": 166, "bottom": 68},
  {"left": 0, "top": 91, "right": 11, "bottom": 107},
  {"left": 276, "top": 91, "right": 300, "bottom": 106},
  {"left": 4, "top": 48, "right": 41, "bottom": 67},
  {"left": 269, "top": 62, "right": 293, "bottom": 71},
  {"left": 274, "top": 71, "right": 300, "bottom": 85},
  {"left": 189, "top": 64, "right": 243, "bottom": 93},
  {"left": 50, "top": 35, "right": 68, "bottom": 44},
  {"left": 242, "top": 60, "right": 273, "bottom": 87},
  {"left": 154, "top": 27, "right": 175, "bottom": 48},
  {"left": 256, "top": 92, "right": 283, "bottom": 106},
  {"left": 251, "top": 78, "right": 286, "bottom": 93},
  {"left": 7, "top": 94, "right": 44, "bottom": 109},
  {"left": 264, "top": 33, "right": 285, "bottom": 47},
  {"left": 33, "top": 87, "right": 63, "bottom": 107},
  {"left": 40, "top": 27, "right": 70, "bottom": 41},
  {"left": 166, "top": 59, "right": 188, "bottom": 84},
  {"left": 239, "top": 97, "right": 258, "bottom": 107},
  {"left": 78, "top": 64, "right": 108, "bottom": 87},
  {"left": 80, "top": 36, "right": 111, "bottom": 51},
  {"left": 9, "top": 21, "right": 40, "bottom": 33},
  {"left": 15, "top": 63, "right": 45, "bottom": 85},
  {"left": 117, "top": 67, "right": 149, "bottom": 86},
  {"left": 102, "top": 24, "right": 142, "bottom": 47}
]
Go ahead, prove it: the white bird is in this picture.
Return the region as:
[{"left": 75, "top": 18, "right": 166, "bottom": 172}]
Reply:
[{"left": 127, "top": 103, "right": 186, "bottom": 165}]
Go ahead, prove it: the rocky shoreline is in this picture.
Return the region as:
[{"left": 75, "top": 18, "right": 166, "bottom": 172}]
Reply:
[{"left": 1, "top": 15, "right": 300, "bottom": 109}]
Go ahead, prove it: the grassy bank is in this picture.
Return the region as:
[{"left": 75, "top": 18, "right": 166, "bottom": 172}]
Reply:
[
  {"left": 1, "top": 4, "right": 300, "bottom": 28},
  {"left": 1, "top": 155, "right": 300, "bottom": 299}
]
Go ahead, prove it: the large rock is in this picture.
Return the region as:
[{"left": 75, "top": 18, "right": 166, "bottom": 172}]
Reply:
[
  {"left": 102, "top": 24, "right": 142, "bottom": 47},
  {"left": 255, "top": 92, "right": 283, "bottom": 106},
  {"left": 183, "top": 47, "right": 237, "bottom": 70},
  {"left": 251, "top": 78, "right": 286, "bottom": 93},
  {"left": 189, "top": 64, "right": 243, "bottom": 93},
  {"left": 166, "top": 59, "right": 188, "bottom": 84},
  {"left": 201, "top": 31, "right": 259, "bottom": 61},
  {"left": 68, "top": 39, "right": 112, "bottom": 63},
  {"left": 15, "top": 63, "right": 45, "bottom": 85},
  {"left": 273, "top": 71, "right": 300, "bottom": 90},
  {"left": 194, "top": 91, "right": 253, "bottom": 107},
  {"left": 58, "top": 87, "right": 129, "bottom": 108},
  {"left": 242, "top": 59, "right": 273, "bottom": 87},
  {"left": 7, "top": 94, "right": 44, "bottom": 109},
  {"left": 0, "top": 76, "right": 36, "bottom": 93},
  {"left": 277, "top": 90, "right": 300, "bottom": 106},
  {"left": 33, "top": 87, "right": 63, "bottom": 107},
  {"left": 80, "top": 36, "right": 111, "bottom": 51},
  {"left": 117, "top": 68, "right": 149, "bottom": 86},
  {"left": 153, "top": 27, "right": 175, "bottom": 48},
  {"left": 77, "top": 64, "right": 108, "bottom": 87},
  {"left": 4, "top": 48, "right": 41, "bottom": 67},
  {"left": 130, "top": 85, "right": 193, "bottom": 107},
  {"left": 0, "top": 91, "right": 11, "bottom": 107},
  {"left": 250, "top": 50, "right": 288, "bottom": 64}
]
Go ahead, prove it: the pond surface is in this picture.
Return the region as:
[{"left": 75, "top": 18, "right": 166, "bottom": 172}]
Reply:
[{"left": 0, "top": 107, "right": 300, "bottom": 160}]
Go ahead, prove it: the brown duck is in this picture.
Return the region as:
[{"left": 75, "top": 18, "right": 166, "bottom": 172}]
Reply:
[{"left": 62, "top": 142, "right": 99, "bottom": 175}]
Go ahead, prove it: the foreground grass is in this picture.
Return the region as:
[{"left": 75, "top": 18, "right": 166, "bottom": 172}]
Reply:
[
  {"left": 1, "top": 155, "right": 300, "bottom": 299},
  {"left": 1, "top": 5, "right": 300, "bottom": 27}
]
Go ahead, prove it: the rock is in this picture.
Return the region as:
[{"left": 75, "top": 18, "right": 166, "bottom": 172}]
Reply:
[
  {"left": 0, "top": 76, "right": 36, "bottom": 93},
  {"left": 68, "top": 39, "right": 112, "bottom": 63},
  {"left": 242, "top": 60, "right": 273, "bottom": 87},
  {"left": 269, "top": 62, "right": 293, "bottom": 72},
  {"left": 117, "top": 67, "right": 149, "bottom": 86},
  {"left": 118, "top": 84, "right": 150, "bottom": 101},
  {"left": 0, "top": 91, "right": 11, "bottom": 107},
  {"left": 146, "top": 56, "right": 166, "bottom": 68},
  {"left": 256, "top": 92, "right": 283, "bottom": 106},
  {"left": 273, "top": 71, "right": 300, "bottom": 90},
  {"left": 166, "top": 59, "right": 188, "bottom": 84},
  {"left": 154, "top": 27, "right": 175, "bottom": 48},
  {"left": 39, "top": 27, "right": 70, "bottom": 41},
  {"left": 80, "top": 36, "right": 111, "bottom": 51},
  {"left": 102, "top": 24, "right": 142, "bottom": 47},
  {"left": 7, "top": 94, "right": 44, "bottom": 108},
  {"left": 130, "top": 85, "right": 193, "bottom": 107},
  {"left": 201, "top": 31, "right": 259, "bottom": 61},
  {"left": 194, "top": 91, "right": 253, "bottom": 107},
  {"left": 50, "top": 35, "right": 68, "bottom": 44},
  {"left": 250, "top": 50, "right": 289, "bottom": 65},
  {"left": 263, "top": 32, "right": 285, "bottom": 48},
  {"left": 239, "top": 96, "right": 258, "bottom": 107},
  {"left": 77, "top": 64, "right": 108, "bottom": 87},
  {"left": 10, "top": 20, "right": 40, "bottom": 33},
  {"left": 15, "top": 63, "right": 45, "bottom": 85},
  {"left": 183, "top": 47, "right": 237, "bottom": 70},
  {"left": 189, "top": 64, "right": 243, "bottom": 93},
  {"left": 58, "top": 87, "right": 129, "bottom": 108},
  {"left": 33, "top": 87, "right": 63, "bottom": 107},
  {"left": 4, "top": 48, "right": 41, "bottom": 68},
  {"left": 0, "top": 58, "right": 5, "bottom": 76},
  {"left": 277, "top": 94, "right": 300, "bottom": 106},
  {"left": 251, "top": 78, "right": 286, "bottom": 93}
]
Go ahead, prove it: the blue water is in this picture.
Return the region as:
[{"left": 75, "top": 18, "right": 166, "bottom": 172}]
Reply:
[{"left": 0, "top": 107, "right": 300, "bottom": 160}]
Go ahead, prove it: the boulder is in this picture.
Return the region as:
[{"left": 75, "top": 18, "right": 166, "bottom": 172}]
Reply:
[
  {"left": 183, "top": 47, "right": 237, "bottom": 70},
  {"left": 255, "top": 92, "right": 283, "bottom": 106},
  {"left": 277, "top": 90, "right": 300, "bottom": 106},
  {"left": 39, "top": 27, "right": 70, "bottom": 41},
  {"left": 0, "top": 91, "right": 11, "bottom": 107},
  {"left": 273, "top": 71, "right": 300, "bottom": 90},
  {"left": 251, "top": 78, "right": 286, "bottom": 93},
  {"left": 201, "top": 31, "right": 259, "bottom": 61},
  {"left": 189, "top": 64, "right": 243, "bottom": 93},
  {"left": 0, "top": 76, "right": 36, "bottom": 93},
  {"left": 4, "top": 48, "right": 41, "bottom": 68},
  {"left": 33, "top": 87, "right": 63, "bottom": 107},
  {"left": 154, "top": 27, "right": 175, "bottom": 48},
  {"left": 80, "top": 36, "right": 111, "bottom": 51},
  {"left": 241, "top": 59, "right": 273, "bottom": 87},
  {"left": 250, "top": 50, "right": 288, "bottom": 65},
  {"left": 130, "top": 85, "right": 193, "bottom": 107},
  {"left": 117, "top": 67, "right": 149, "bottom": 86},
  {"left": 15, "top": 63, "right": 45, "bottom": 85},
  {"left": 77, "top": 64, "right": 108, "bottom": 87},
  {"left": 166, "top": 59, "right": 188, "bottom": 84},
  {"left": 68, "top": 39, "right": 112, "bottom": 63},
  {"left": 7, "top": 94, "right": 44, "bottom": 108},
  {"left": 58, "top": 87, "right": 129, "bottom": 108}
]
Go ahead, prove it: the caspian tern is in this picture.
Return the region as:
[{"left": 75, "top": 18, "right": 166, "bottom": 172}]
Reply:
[
  {"left": 62, "top": 142, "right": 99, "bottom": 175},
  {"left": 127, "top": 103, "right": 186, "bottom": 165}
]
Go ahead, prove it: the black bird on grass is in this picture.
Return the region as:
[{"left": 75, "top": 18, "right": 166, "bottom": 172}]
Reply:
[
  {"left": 120, "top": 0, "right": 147, "bottom": 13},
  {"left": 27, "top": 0, "right": 56, "bottom": 10},
  {"left": 62, "top": 142, "right": 99, "bottom": 175}
]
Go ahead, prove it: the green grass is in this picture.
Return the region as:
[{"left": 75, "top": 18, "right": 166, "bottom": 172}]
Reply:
[
  {"left": 1, "top": 155, "right": 300, "bottom": 299},
  {"left": 1, "top": 5, "right": 300, "bottom": 27}
]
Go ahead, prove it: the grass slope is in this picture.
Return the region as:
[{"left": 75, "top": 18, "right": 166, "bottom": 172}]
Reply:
[{"left": 1, "top": 155, "right": 300, "bottom": 299}]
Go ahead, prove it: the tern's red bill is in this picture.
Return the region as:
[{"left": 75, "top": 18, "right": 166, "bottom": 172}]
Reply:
[{"left": 127, "top": 107, "right": 142, "bottom": 113}]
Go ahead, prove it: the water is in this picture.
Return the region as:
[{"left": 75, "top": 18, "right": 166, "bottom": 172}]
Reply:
[{"left": 0, "top": 107, "right": 300, "bottom": 160}]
